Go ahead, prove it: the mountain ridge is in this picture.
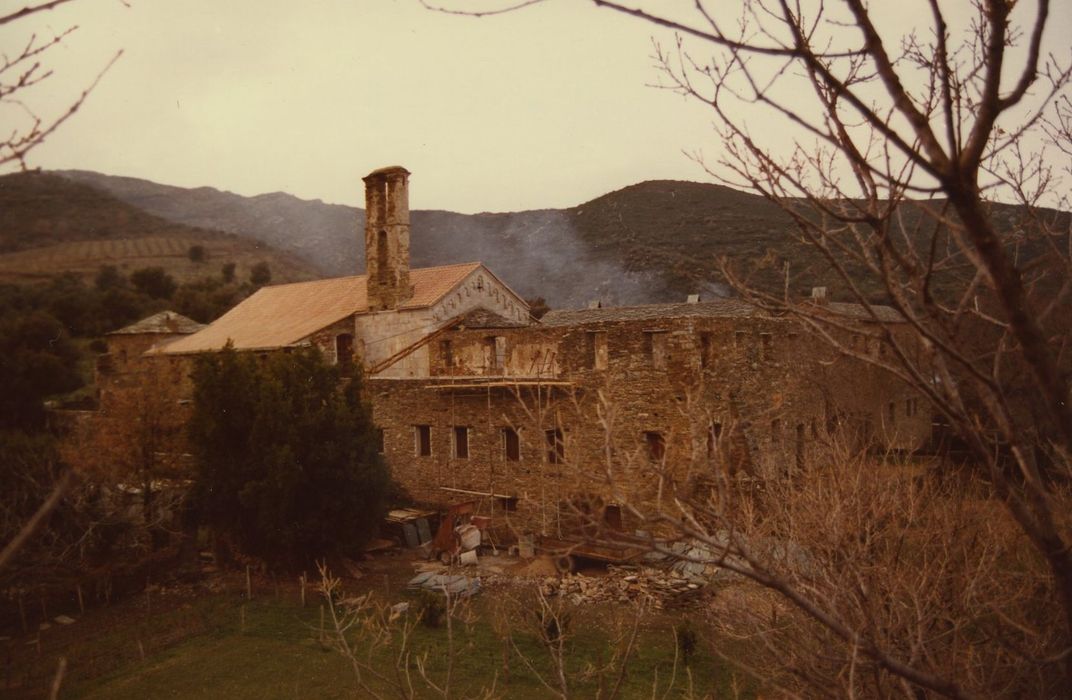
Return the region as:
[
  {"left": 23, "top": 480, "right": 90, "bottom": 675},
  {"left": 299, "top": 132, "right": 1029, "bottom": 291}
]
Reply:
[
  {"left": 50, "top": 169, "right": 1069, "bottom": 310},
  {"left": 56, "top": 170, "right": 777, "bottom": 307},
  {"left": 0, "top": 171, "right": 319, "bottom": 285}
]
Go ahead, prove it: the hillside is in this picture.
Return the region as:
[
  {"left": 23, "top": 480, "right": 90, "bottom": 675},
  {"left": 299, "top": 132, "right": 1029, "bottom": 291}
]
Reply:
[
  {"left": 57, "top": 170, "right": 773, "bottom": 306},
  {"left": 0, "top": 172, "right": 319, "bottom": 285},
  {"left": 54, "top": 170, "right": 1068, "bottom": 309}
]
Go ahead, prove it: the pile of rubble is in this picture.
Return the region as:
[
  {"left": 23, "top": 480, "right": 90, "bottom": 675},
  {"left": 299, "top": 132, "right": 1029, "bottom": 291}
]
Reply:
[
  {"left": 483, "top": 566, "right": 708, "bottom": 610},
  {"left": 547, "top": 568, "right": 707, "bottom": 610}
]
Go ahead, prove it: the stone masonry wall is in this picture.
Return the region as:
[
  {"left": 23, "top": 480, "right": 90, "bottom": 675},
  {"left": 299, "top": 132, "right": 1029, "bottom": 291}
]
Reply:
[{"left": 369, "top": 313, "right": 932, "bottom": 536}]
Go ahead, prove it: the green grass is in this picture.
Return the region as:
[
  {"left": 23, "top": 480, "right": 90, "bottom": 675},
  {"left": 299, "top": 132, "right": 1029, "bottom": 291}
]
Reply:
[{"left": 63, "top": 593, "right": 744, "bottom": 699}]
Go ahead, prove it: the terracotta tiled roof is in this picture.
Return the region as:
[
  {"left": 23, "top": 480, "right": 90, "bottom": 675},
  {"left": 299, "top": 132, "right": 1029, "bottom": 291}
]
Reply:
[
  {"left": 160, "top": 262, "right": 482, "bottom": 354},
  {"left": 109, "top": 311, "right": 205, "bottom": 335}
]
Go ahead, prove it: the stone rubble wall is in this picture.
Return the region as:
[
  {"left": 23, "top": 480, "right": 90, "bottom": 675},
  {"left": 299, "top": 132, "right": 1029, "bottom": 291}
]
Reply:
[{"left": 370, "top": 313, "right": 932, "bottom": 536}]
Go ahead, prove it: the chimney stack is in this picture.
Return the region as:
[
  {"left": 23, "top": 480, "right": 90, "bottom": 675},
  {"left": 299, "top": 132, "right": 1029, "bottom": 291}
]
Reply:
[
  {"left": 810, "top": 286, "right": 828, "bottom": 305},
  {"left": 363, "top": 165, "right": 414, "bottom": 311}
]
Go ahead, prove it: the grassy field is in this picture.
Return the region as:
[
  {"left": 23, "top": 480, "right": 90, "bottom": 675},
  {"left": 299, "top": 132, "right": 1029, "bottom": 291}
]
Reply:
[{"left": 7, "top": 579, "right": 746, "bottom": 699}]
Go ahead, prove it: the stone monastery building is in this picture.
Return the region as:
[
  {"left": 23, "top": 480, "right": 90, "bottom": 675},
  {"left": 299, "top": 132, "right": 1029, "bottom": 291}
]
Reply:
[{"left": 106, "top": 166, "right": 930, "bottom": 534}]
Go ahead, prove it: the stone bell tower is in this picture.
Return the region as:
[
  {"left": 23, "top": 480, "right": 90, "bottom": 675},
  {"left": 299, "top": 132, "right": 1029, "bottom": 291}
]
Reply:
[{"left": 363, "top": 165, "right": 414, "bottom": 311}]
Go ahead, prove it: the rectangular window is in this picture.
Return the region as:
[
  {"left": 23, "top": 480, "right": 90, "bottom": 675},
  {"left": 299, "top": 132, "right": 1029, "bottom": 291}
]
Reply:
[
  {"left": 707, "top": 422, "right": 722, "bottom": 458},
  {"left": 502, "top": 427, "right": 521, "bottom": 461},
  {"left": 795, "top": 423, "right": 806, "bottom": 470},
  {"left": 376, "top": 428, "right": 385, "bottom": 454},
  {"left": 414, "top": 425, "right": 431, "bottom": 457},
  {"left": 586, "top": 331, "right": 608, "bottom": 370},
  {"left": 888, "top": 402, "right": 896, "bottom": 424},
  {"left": 644, "top": 431, "right": 666, "bottom": 461},
  {"left": 545, "top": 428, "right": 564, "bottom": 464},
  {"left": 495, "top": 336, "right": 506, "bottom": 369},
  {"left": 760, "top": 333, "right": 773, "bottom": 361},
  {"left": 699, "top": 332, "right": 713, "bottom": 369},
  {"left": 453, "top": 426, "right": 469, "bottom": 459},
  {"left": 439, "top": 339, "right": 453, "bottom": 368},
  {"left": 644, "top": 330, "right": 668, "bottom": 369},
  {"left": 484, "top": 336, "right": 506, "bottom": 370},
  {"left": 335, "top": 333, "right": 354, "bottom": 366}
]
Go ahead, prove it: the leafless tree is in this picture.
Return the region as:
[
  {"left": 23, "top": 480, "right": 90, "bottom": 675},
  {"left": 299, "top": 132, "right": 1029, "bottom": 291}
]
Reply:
[
  {"left": 425, "top": 1, "right": 1072, "bottom": 695},
  {"left": 63, "top": 359, "right": 191, "bottom": 546},
  {"left": 0, "top": 0, "right": 121, "bottom": 170},
  {"left": 318, "top": 563, "right": 499, "bottom": 700},
  {"left": 490, "top": 583, "right": 656, "bottom": 700},
  {"left": 0, "top": 0, "right": 123, "bottom": 574}
]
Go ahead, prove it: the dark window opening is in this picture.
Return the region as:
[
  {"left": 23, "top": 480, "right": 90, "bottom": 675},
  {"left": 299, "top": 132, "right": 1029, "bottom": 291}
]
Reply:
[
  {"left": 604, "top": 504, "right": 623, "bottom": 531},
  {"left": 644, "top": 431, "right": 666, "bottom": 461},
  {"left": 453, "top": 426, "right": 469, "bottom": 459},
  {"left": 887, "top": 402, "right": 896, "bottom": 424},
  {"left": 700, "top": 332, "right": 713, "bottom": 369},
  {"left": 485, "top": 336, "right": 506, "bottom": 370},
  {"left": 376, "top": 428, "right": 385, "bottom": 454},
  {"left": 502, "top": 427, "right": 520, "bottom": 461},
  {"left": 644, "top": 330, "right": 668, "bottom": 369},
  {"left": 335, "top": 333, "right": 354, "bottom": 366},
  {"left": 707, "top": 422, "right": 723, "bottom": 459},
  {"left": 439, "top": 339, "right": 453, "bottom": 368},
  {"left": 497, "top": 496, "right": 518, "bottom": 512},
  {"left": 795, "top": 423, "right": 805, "bottom": 470},
  {"left": 760, "top": 333, "right": 773, "bottom": 360},
  {"left": 545, "top": 428, "right": 564, "bottom": 464},
  {"left": 414, "top": 425, "right": 431, "bottom": 457},
  {"left": 586, "top": 331, "right": 608, "bottom": 370},
  {"left": 376, "top": 230, "right": 389, "bottom": 282}
]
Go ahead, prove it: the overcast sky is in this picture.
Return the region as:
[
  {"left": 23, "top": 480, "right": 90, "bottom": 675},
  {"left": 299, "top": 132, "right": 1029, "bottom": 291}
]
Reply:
[{"left": 4, "top": 0, "right": 1071, "bottom": 212}]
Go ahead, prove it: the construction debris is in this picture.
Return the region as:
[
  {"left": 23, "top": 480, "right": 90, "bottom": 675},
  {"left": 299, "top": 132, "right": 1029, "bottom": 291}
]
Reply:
[
  {"left": 383, "top": 508, "right": 436, "bottom": 549},
  {"left": 406, "top": 572, "right": 481, "bottom": 597},
  {"left": 483, "top": 565, "right": 709, "bottom": 610}
]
